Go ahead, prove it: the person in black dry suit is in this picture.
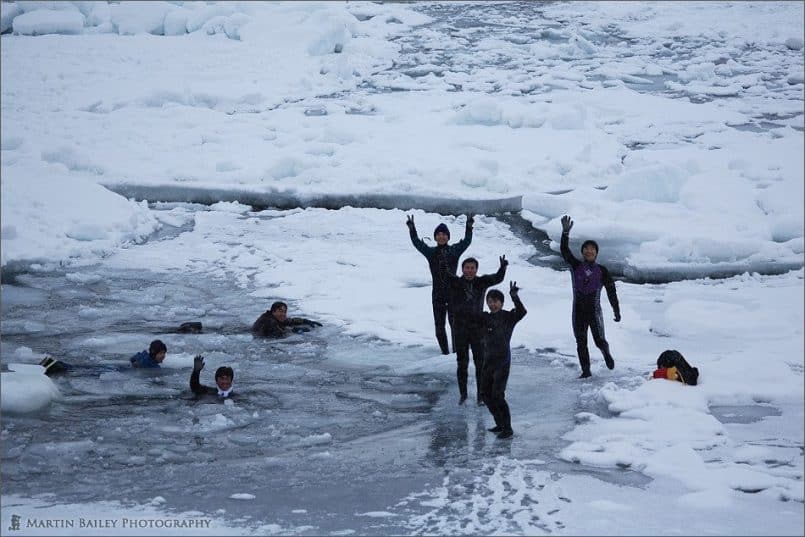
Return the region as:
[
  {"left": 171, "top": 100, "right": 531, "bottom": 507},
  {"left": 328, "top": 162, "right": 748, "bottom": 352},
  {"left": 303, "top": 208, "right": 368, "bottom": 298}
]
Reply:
[
  {"left": 560, "top": 215, "right": 621, "bottom": 378},
  {"left": 252, "top": 301, "right": 322, "bottom": 338},
  {"left": 190, "top": 355, "right": 235, "bottom": 399},
  {"left": 406, "top": 213, "right": 474, "bottom": 355},
  {"left": 448, "top": 255, "right": 507, "bottom": 405},
  {"left": 479, "top": 282, "right": 527, "bottom": 439}
]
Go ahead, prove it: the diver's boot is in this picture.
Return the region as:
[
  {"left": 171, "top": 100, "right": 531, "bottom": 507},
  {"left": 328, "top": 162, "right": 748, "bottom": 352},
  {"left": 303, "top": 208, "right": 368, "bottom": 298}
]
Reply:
[{"left": 578, "top": 348, "right": 591, "bottom": 379}]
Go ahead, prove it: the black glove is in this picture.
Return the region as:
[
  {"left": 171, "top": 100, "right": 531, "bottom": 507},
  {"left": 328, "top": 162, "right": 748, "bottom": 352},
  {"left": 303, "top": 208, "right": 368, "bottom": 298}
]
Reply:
[
  {"left": 466, "top": 213, "right": 475, "bottom": 229},
  {"left": 499, "top": 255, "right": 508, "bottom": 268},
  {"left": 292, "top": 326, "right": 311, "bottom": 334},
  {"left": 561, "top": 215, "right": 573, "bottom": 233},
  {"left": 509, "top": 281, "right": 520, "bottom": 297},
  {"left": 614, "top": 312, "right": 621, "bottom": 323},
  {"left": 406, "top": 214, "right": 415, "bottom": 230},
  {"left": 306, "top": 320, "right": 323, "bottom": 327},
  {"left": 193, "top": 355, "right": 205, "bottom": 372}
]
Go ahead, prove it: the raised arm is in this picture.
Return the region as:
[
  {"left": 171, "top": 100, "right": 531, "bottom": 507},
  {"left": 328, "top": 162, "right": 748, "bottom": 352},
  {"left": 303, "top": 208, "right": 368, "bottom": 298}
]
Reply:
[
  {"left": 601, "top": 267, "right": 621, "bottom": 322},
  {"left": 560, "top": 215, "right": 580, "bottom": 268},
  {"left": 486, "top": 255, "right": 508, "bottom": 286},
  {"left": 406, "top": 214, "right": 432, "bottom": 258},
  {"left": 285, "top": 317, "right": 322, "bottom": 333},
  {"left": 509, "top": 281, "right": 527, "bottom": 322},
  {"left": 452, "top": 213, "right": 474, "bottom": 256},
  {"left": 190, "top": 355, "right": 210, "bottom": 395}
]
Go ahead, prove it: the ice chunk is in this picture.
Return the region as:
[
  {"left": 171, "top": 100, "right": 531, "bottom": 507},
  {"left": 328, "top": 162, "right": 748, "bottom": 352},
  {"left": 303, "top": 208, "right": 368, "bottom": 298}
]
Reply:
[
  {"left": 12, "top": 8, "right": 84, "bottom": 35},
  {"left": 1, "top": 364, "right": 61, "bottom": 414}
]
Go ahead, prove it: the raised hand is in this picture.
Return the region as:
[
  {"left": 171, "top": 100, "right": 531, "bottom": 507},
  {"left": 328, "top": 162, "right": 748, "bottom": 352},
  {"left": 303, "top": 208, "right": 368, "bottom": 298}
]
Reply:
[
  {"left": 499, "top": 255, "right": 508, "bottom": 268},
  {"left": 406, "top": 214, "right": 415, "bottom": 229},
  {"left": 193, "top": 355, "right": 205, "bottom": 372},
  {"left": 614, "top": 312, "right": 621, "bottom": 323},
  {"left": 561, "top": 215, "right": 573, "bottom": 233},
  {"left": 466, "top": 213, "right": 475, "bottom": 229},
  {"left": 509, "top": 281, "right": 520, "bottom": 296}
]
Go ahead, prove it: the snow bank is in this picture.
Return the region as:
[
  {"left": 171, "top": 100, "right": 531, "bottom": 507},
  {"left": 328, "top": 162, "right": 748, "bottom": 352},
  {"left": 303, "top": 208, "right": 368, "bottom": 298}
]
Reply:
[
  {"left": 111, "top": 2, "right": 174, "bottom": 36},
  {"left": 12, "top": 8, "right": 84, "bottom": 36},
  {"left": 2, "top": 0, "right": 429, "bottom": 43},
  {"left": 0, "top": 166, "right": 159, "bottom": 268},
  {"left": 1, "top": 2, "right": 22, "bottom": 34},
  {"left": 561, "top": 377, "right": 804, "bottom": 503}
]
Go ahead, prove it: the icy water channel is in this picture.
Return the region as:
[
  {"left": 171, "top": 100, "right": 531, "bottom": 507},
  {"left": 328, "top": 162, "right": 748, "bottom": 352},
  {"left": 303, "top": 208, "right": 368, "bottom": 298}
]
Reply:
[{"left": 1, "top": 262, "right": 644, "bottom": 534}]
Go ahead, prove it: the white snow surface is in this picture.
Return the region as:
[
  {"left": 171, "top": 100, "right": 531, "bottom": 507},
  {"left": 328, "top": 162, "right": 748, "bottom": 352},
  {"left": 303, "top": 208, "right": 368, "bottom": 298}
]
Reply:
[{"left": 1, "top": 1, "right": 803, "bottom": 536}]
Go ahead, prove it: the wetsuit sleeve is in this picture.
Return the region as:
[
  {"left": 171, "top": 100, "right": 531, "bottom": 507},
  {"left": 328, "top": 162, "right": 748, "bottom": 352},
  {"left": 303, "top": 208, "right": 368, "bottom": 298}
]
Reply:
[
  {"left": 251, "top": 312, "right": 270, "bottom": 336},
  {"left": 489, "top": 263, "right": 507, "bottom": 286},
  {"left": 408, "top": 226, "right": 433, "bottom": 259},
  {"left": 560, "top": 232, "right": 580, "bottom": 268},
  {"left": 476, "top": 263, "right": 507, "bottom": 291},
  {"left": 287, "top": 317, "right": 309, "bottom": 326},
  {"left": 452, "top": 224, "right": 473, "bottom": 256},
  {"left": 190, "top": 369, "right": 208, "bottom": 394},
  {"left": 601, "top": 266, "right": 620, "bottom": 317},
  {"left": 511, "top": 293, "right": 527, "bottom": 323}
]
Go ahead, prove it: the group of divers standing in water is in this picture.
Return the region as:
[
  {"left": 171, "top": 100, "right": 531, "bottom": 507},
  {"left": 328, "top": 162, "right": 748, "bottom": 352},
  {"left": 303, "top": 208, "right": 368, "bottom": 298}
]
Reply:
[{"left": 44, "top": 213, "right": 619, "bottom": 440}]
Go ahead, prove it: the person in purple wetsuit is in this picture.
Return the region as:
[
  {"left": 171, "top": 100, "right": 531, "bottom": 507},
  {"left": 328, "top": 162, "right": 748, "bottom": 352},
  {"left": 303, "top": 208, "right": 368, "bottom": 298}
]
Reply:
[{"left": 560, "top": 215, "right": 621, "bottom": 378}]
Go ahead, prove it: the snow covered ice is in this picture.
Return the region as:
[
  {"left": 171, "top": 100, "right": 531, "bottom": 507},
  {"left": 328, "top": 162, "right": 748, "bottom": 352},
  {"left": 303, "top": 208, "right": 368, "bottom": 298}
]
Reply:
[{"left": 1, "top": 1, "right": 803, "bottom": 535}]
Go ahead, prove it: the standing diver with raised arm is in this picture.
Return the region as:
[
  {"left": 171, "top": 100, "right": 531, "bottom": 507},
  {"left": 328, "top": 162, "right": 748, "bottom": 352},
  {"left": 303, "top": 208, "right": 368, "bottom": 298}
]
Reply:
[
  {"left": 406, "top": 213, "right": 474, "bottom": 355},
  {"left": 448, "top": 255, "right": 507, "bottom": 404},
  {"left": 560, "top": 215, "right": 621, "bottom": 378},
  {"left": 480, "top": 281, "right": 527, "bottom": 439}
]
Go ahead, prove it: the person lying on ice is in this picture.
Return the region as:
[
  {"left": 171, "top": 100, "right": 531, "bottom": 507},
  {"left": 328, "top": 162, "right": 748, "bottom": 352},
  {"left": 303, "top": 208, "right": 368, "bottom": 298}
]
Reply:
[
  {"left": 190, "top": 355, "right": 235, "bottom": 399},
  {"left": 252, "top": 301, "right": 323, "bottom": 338}
]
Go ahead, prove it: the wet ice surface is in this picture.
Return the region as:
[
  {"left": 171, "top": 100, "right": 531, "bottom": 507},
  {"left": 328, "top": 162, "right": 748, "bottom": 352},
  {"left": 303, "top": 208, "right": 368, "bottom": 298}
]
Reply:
[
  {"left": 710, "top": 404, "right": 782, "bottom": 424},
  {"left": 1, "top": 265, "right": 646, "bottom": 534}
]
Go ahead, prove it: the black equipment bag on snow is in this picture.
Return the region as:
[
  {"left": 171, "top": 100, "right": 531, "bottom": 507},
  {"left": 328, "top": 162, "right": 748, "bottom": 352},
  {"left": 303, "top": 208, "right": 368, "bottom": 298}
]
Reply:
[{"left": 657, "top": 349, "right": 699, "bottom": 386}]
